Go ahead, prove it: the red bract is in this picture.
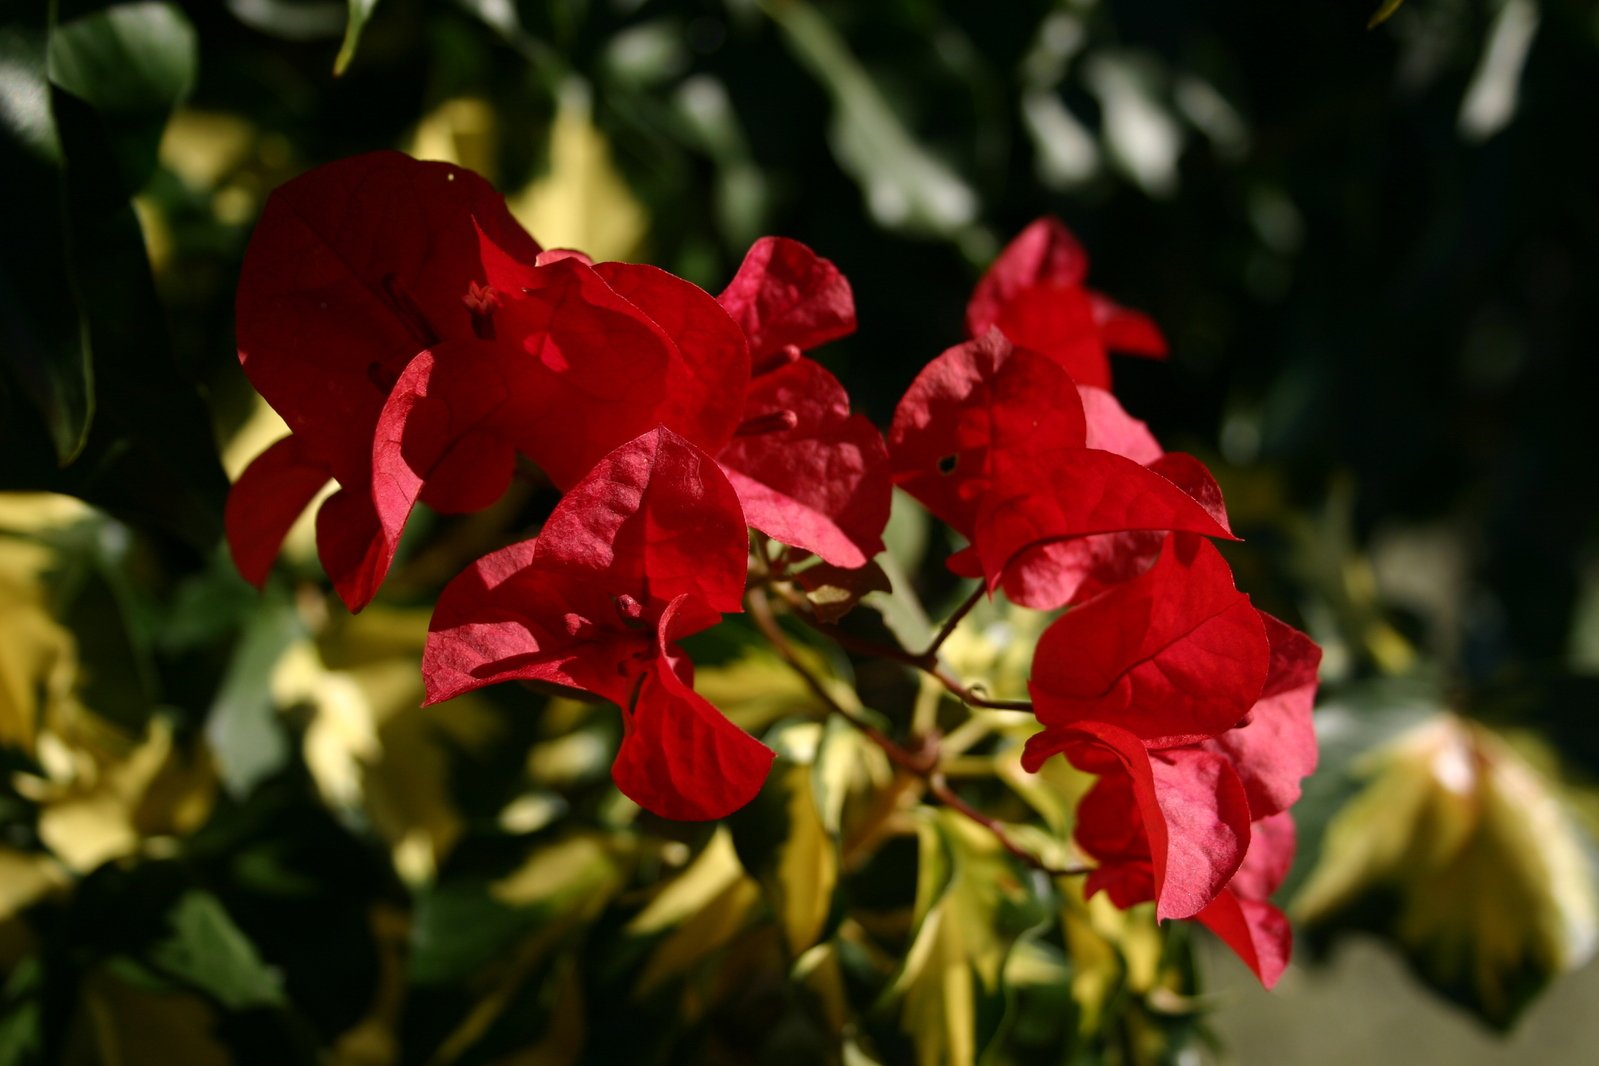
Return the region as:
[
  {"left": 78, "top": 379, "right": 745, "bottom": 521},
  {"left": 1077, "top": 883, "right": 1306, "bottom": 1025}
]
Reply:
[
  {"left": 1195, "top": 811, "right": 1296, "bottom": 988},
  {"left": 228, "top": 152, "right": 540, "bottom": 594},
  {"left": 1000, "top": 387, "right": 1231, "bottom": 609},
  {"left": 421, "top": 428, "right": 772, "bottom": 820},
  {"left": 1023, "top": 599, "right": 1318, "bottom": 983},
  {"left": 966, "top": 217, "right": 1166, "bottom": 389},
  {"left": 715, "top": 238, "right": 891, "bottom": 568},
  {"left": 889, "top": 332, "right": 1230, "bottom": 593},
  {"left": 1022, "top": 721, "right": 1252, "bottom": 921},
  {"left": 229, "top": 152, "right": 751, "bottom": 611},
  {"left": 1029, "top": 536, "right": 1269, "bottom": 747},
  {"left": 1203, "top": 614, "right": 1322, "bottom": 818}
]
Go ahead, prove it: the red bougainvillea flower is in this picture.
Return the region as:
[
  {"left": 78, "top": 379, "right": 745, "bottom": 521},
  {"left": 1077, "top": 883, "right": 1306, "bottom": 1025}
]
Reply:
[
  {"left": 967, "top": 217, "right": 1166, "bottom": 389},
  {"left": 421, "top": 427, "right": 772, "bottom": 820},
  {"left": 888, "top": 330, "right": 1231, "bottom": 594},
  {"left": 229, "top": 151, "right": 751, "bottom": 611},
  {"left": 714, "top": 237, "right": 892, "bottom": 569},
  {"left": 227, "top": 152, "right": 541, "bottom": 598},
  {"left": 1023, "top": 579, "right": 1319, "bottom": 985}
]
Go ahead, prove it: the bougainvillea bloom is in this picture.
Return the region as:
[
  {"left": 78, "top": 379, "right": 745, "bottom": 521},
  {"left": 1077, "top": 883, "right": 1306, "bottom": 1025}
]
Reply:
[
  {"left": 229, "top": 152, "right": 751, "bottom": 611},
  {"left": 714, "top": 237, "right": 892, "bottom": 568},
  {"left": 1024, "top": 581, "right": 1319, "bottom": 984},
  {"left": 227, "top": 152, "right": 541, "bottom": 599},
  {"left": 966, "top": 216, "right": 1167, "bottom": 389},
  {"left": 421, "top": 428, "right": 772, "bottom": 820},
  {"left": 888, "top": 331, "right": 1231, "bottom": 593}
]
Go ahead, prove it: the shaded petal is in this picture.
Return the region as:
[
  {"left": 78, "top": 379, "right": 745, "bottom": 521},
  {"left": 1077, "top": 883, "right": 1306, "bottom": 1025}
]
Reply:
[
  {"left": 966, "top": 217, "right": 1089, "bottom": 336},
  {"left": 611, "top": 601, "right": 774, "bottom": 820},
  {"left": 236, "top": 152, "right": 538, "bottom": 488},
  {"left": 225, "top": 435, "right": 331, "bottom": 588},
  {"left": 719, "top": 357, "right": 890, "bottom": 567},
  {"left": 716, "top": 236, "right": 856, "bottom": 361},
  {"left": 1029, "top": 536, "right": 1269, "bottom": 746}
]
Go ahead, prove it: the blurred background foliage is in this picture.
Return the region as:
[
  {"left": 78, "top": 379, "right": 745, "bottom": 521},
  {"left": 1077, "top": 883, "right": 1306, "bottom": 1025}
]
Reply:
[{"left": 3, "top": 0, "right": 1599, "bottom": 1062}]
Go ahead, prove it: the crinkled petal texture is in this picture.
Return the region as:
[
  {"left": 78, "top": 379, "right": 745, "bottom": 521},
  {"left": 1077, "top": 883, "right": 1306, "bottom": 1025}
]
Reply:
[
  {"left": 1204, "top": 614, "right": 1322, "bottom": 818},
  {"left": 422, "top": 428, "right": 770, "bottom": 820},
  {"left": 1029, "top": 535, "right": 1270, "bottom": 747},
  {"left": 965, "top": 218, "right": 1166, "bottom": 389},
  {"left": 717, "top": 236, "right": 855, "bottom": 363},
  {"left": 1023, "top": 721, "right": 1252, "bottom": 921},
  {"left": 719, "top": 357, "right": 890, "bottom": 568},
  {"left": 1195, "top": 812, "right": 1296, "bottom": 987}
]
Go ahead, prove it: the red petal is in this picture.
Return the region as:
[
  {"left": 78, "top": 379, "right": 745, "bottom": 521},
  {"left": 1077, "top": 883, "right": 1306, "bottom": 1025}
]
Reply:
[
  {"left": 364, "top": 344, "right": 518, "bottom": 607},
  {"left": 719, "top": 357, "right": 890, "bottom": 567},
  {"left": 236, "top": 152, "right": 538, "bottom": 489},
  {"left": 889, "top": 332, "right": 1086, "bottom": 536},
  {"left": 1029, "top": 536, "right": 1270, "bottom": 746},
  {"left": 537, "top": 427, "right": 749, "bottom": 617},
  {"left": 966, "top": 217, "right": 1089, "bottom": 337},
  {"left": 1092, "top": 295, "right": 1169, "bottom": 358},
  {"left": 1079, "top": 386, "right": 1163, "bottom": 464},
  {"left": 611, "top": 603, "right": 774, "bottom": 820},
  {"left": 592, "top": 262, "right": 750, "bottom": 463},
  {"left": 314, "top": 485, "right": 388, "bottom": 612},
  {"left": 1195, "top": 892, "right": 1291, "bottom": 989},
  {"left": 422, "top": 538, "right": 647, "bottom": 706},
  {"left": 1204, "top": 615, "right": 1321, "bottom": 817},
  {"left": 988, "top": 284, "right": 1111, "bottom": 389},
  {"left": 225, "top": 435, "right": 331, "bottom": 588},
  {"left": 973, "top": 449, "right": 1234, "bottom": 592},
  {"left": 717, "top": 237, "right": 856, "bottom": 361},
  {"left": 489, "top": 259, "right": 746, "bottom": 489},
  {"left": 1024, "top": 722, "right": 1252, "bottom": 920},
  {"left": 1195, "top": 812, "right": 1297, "bottom": 987},
  {"left": 999, "top": 530, "right": 1166, "bottom": 610}
]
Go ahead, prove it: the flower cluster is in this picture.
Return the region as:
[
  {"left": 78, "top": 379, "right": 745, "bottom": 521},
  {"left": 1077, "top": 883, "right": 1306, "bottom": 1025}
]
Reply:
[{"left": 228, "top": 155, "right": 1318, "bottom": 986}]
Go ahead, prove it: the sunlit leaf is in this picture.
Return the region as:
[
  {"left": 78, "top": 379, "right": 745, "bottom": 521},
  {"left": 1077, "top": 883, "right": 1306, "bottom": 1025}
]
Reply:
[
  {"left": 883, "top": 809, "right": 1048, "bottom": 1066},
  {"left": 1295, "top": 714, "right": 1599, "bottom": 1028},
  {"left": 509, "top": 83, "right": 648, "bottom": 263},
  {"left": 334, "top": 0, "right": 382, "bottom": 75},
  {"left": 729, "top": 721, "right": 839, "bottom": 954},
  {"left": 764, "top": 0, "right": 976, "bottom": 236}
]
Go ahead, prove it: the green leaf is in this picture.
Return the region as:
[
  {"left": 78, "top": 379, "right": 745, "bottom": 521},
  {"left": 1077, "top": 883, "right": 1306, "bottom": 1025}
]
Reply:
[
  {"left": 206, "top": 594, "right": 304, "bottom": 798},
  {"left": 1295, "top": 714, "right": 1599, "bottom": 1028},
  {"left": 728, "top": 721, "right": 840, "bottom": 954},
  {"left": 334, "top": 0, "right": 382, "bottom": 75},
  {"left": 882, "top": 809, "right": 1049, "bottom": 1066},
  {"left": 146, "top": 891, "right": 286, "bottom": 1011},
  {"left": 48, "top": 1, "right": 196, "bottom": 189},
  {"left": 1368, "top": 0, "right": 1406, "bottom": 28},
  {"left": 763, "top": 0, "right": 976, "bottom": 236},
  {"left": 0, "top": 11, "right": 92, "bottom": 464}
]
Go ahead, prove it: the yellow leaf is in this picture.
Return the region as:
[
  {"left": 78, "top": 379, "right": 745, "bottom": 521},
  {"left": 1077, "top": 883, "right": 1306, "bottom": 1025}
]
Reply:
[
  {"left": 1296, "top": 714, "right": 1599, "bottom": 1026},
  {"left": 508, "top": 83, "right": 648, "bottom": 262}
]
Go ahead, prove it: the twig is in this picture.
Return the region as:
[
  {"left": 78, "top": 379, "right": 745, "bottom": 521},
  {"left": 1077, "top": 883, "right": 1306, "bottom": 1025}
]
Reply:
[{"left": 745, "top": 586, "right": 1084, "bottom": 880}]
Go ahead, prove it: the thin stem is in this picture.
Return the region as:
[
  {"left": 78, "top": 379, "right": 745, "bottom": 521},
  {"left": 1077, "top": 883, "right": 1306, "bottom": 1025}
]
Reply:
[
  {"left": 919, "top": 583, "right": 985, "bottom": 660},
  {"left": 928, "top": 773, "right": 1092, "bottom": 879},
  {"left": 767, "top": 584, "right": 1035, "bottom": 713},
  {"left": 745, "top": 586, "right": 1082, "bottom": 880}
]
